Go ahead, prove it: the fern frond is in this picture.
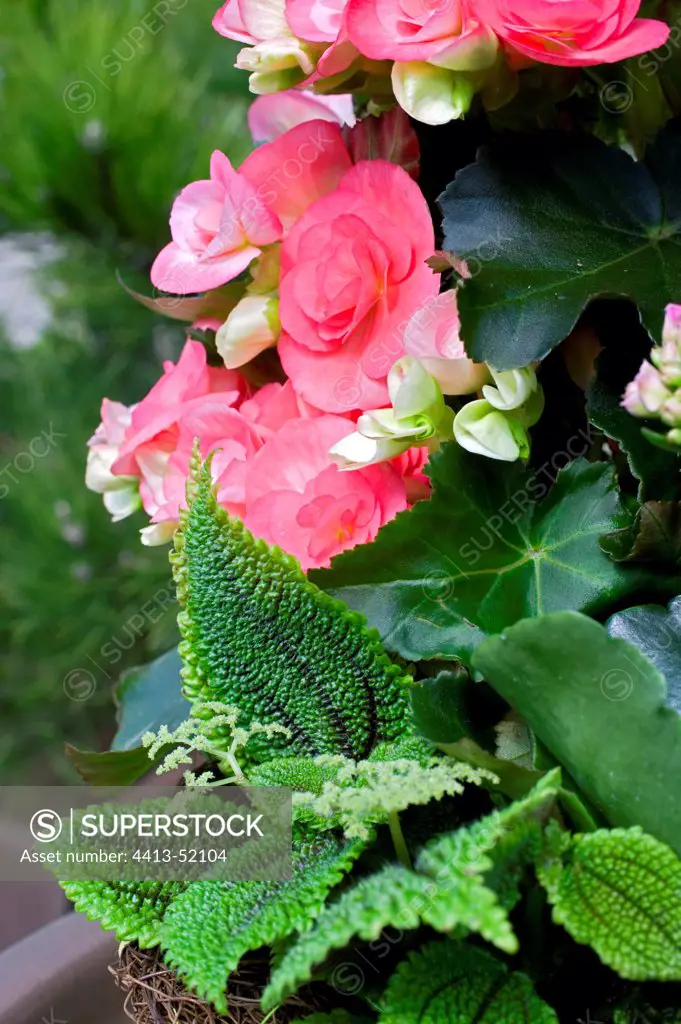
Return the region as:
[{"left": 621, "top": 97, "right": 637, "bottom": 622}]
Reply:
[
  {"left": 170, "top": 458, "right": 411, "bottom": 760},
  {"left": 60, "top": 879, "right": 186, "bottom": 948},
  {"left": 293, "top": 755, "right": 494, "bottom": 840},
  {"left": 378, "top": 940, "right": 558, "bottom": 1023},
  {"left": 417, "top": 769, "right": 561, "bottom": 915},
  {"left": 159, "top": 835, "right": 367, "bottom": 1013},
  {"left": 262, "top": 864, "right": 435, "bottom": 1010},
  {"left": 538, "top": 826, "right": 681, "bottom": 981}
]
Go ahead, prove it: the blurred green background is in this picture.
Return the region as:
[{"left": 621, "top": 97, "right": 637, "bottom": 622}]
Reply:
[{"left": 0, "top": 0, "right": 251, "bottom": 779}]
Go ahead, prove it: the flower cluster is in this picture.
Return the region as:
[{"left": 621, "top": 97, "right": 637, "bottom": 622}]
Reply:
[
  {"left": 88, "top": 100, "right": 551, "bottom": 566},
  {"left": 623, "top": 304, "right": 681, "bottom": 449},
  {"left": 213, "top": 0, "right": 669, "bottom": 124}
]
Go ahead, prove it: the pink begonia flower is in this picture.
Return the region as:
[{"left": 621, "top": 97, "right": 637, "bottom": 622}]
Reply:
[
  {"left": 112, "top": 338, "right": 248, "bottom": 476},
  {"left": 278, "top": 159, "right": 438, "bottom": 413},
  {"left": 346, "top": 0, "right": 497, "bottom": 69},
  {"left": 473, "top": 0, "right": 669, "bottom": 68},
  {"left": 241, "top": 380, "right": 323, "bottom": 437},
  {"left": 286, "top": 0, "right": 360, "bottom": 80},
  {"left": 239, "top": 119, "right": 352, "bottom": 231},
  {"left": 151, "top": 151, "right": 282, "bottom": 295},
  {"left": 622, "top": 361, "right": 671, "bottom": 418},
  {"left": 244, "top": 414, "right": 407, "bottom": 569},
  {"left": 248, "top": 90, "right": 355, "bottom": 143},
  {"left": 214, "top": 0, "right": 359, "bottom": 89},
  {"left": 86, "top": 400, "right": 141, "bottom": 522},
  {"left": 403, "top": 290, "right": 490, "bottom": 395}
]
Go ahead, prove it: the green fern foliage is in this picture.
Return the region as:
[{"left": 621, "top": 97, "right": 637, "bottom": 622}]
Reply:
[
  {"left": 378, "top": 941, "right": 558, "bottom": 1023},
  {"left": 159, "top": 835, "right": 367, "bottom": 1013},
  {"left": 262, "top": 864, "right": 437, "bottom": 1010},
  {"left": 170, "top": 458, "right": 411, "bottom": 760},
  {"left": 60, "top": 879, "right": 186, "bottom": 948},
  {"left": 539, "top": 827, "right": 681, "bottom": 981},
  {"left": 292, "top": 754, "right": 494, "bottom": 839},
  {"left": 264, "top": 774, "right": 563, "bottom": 1010}
]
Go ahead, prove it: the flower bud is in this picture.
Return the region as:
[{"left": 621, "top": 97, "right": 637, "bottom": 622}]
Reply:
[
  {"left": 388, "top": 356, "right": 442, "bottom": 421},
  {"left": 652, "top": 303, "right": 681, "bottom": 387},
  {"left": 429, "top": 28, "right": 498, "bottom": 72},
  {"left": 140, "top": 521, "right": 178, "bottom": 547},
  {"left": 329, "top": 431, "right": 410, "bottom": 470},
  {"left": 86, "top": 399, "right": 140, "bottom": 522},
  {"left": 660, "top": 393, "right": 681, "bottom": 427},
  {"left": 453, "top": 400, "right": 530, "bottom": 462},
  {"left": 237, "top": 39, "right": 317, "bottom": 94},
  {"left": 482, "top": 366, "right": 538, "bottom": 412},
  {"left": 216, "top": 294, "right": 280, "bottom": 369},
  {"left": 391, "top": 62, "right": 476, "bottom": 126},
  {"left": 330, "top": 358, "right": 454, "bottom": 470},
  {"left": 622, "top": 360, "right": 671, "bottom": 417}
]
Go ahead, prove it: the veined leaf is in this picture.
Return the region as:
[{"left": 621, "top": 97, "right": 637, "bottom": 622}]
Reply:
[
  {"left": 378, "top": 940, "right": 558, "bottom": 1023},
  {"left": 474, "top": 612, "right": 681, "bottom": 855},
  {"left": 538, "top": 828, "right": 681, "bottom": 981},
  {"left": 171, "top": 458, "right": 411, "bottom": 759},
  {"left": 441, "top": 125, "right": 681, "bottom": 369},
  {"left": 262, "top": 865, "right": 449, "bottom": 1010},
  {"left": 262, "top": 776, "right": 560, "bottom": 1010},
  {"left": 160, "top": 836, "right": 366, "bottom": 1013},
  {"left": 60, "top": 879, "right": 186, "bottom": 948},
  {"left": 315, "top": 447, "right": 636, "bottom": 665}
]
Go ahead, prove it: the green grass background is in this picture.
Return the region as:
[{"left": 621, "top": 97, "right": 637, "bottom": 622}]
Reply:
[{"left": 0, "top": 0, "right": 251, "bottom": 778}]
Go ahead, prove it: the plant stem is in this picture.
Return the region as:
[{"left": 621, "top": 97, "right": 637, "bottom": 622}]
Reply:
[{"left": 388, "top": 810, "right": 412, "bottom": 869}]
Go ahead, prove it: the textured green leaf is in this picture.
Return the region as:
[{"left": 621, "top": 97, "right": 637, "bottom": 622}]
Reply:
[
  {"left": 61, "top": 879, "right": 186, "bottom": 948},
  {"left": 378, "top": 941, "right": 558, "bottom": 1023},
  {"left": 249, "top": 756, "right": 344, "bottom": 793},
  {"left": 161, "top": 836, "right": 366, "bottom": 1013},
  {"left": 316, "top": 446, "right": 635, "bottom": 665},
  {"left": 262, "top": 866, "right": 450, "bottom": 1010},
  {"left": 172, "top": 459, "right": 411, "bottom": 759},
  {"left": 440, "top": 124, "right": 681, "bottom": 369},
  {"left": 473, "top": 612, "right": 681, "bottom": 855},
  {"left": 539, "top": 828, "right": 681, "bottom": 981},
  {"left": 113, "top": 647, "right": 189, "bottom": 751},
  {"left": 418, "top": 771, "right": 560, "bottom": 915},
  {"left": 607, "top": 596, "right": 681, "bottom": 714},
  {"left": 263, "top": 777, "right": 560, "bottom": 1010}
]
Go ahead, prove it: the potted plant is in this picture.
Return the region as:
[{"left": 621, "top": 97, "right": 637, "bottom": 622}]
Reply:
[{"left": 58, "top": 0, "right": 681, "bottom": 1020}]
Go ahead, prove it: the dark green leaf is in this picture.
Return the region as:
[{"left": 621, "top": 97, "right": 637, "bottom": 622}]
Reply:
[
  {"left": 473, "top": 612, "right": 681, "bottom": 855},
  {"left": 411, "top": 668, "right": 471, "bottom": 743},
  {"left": 378, "top": 940, "right": 558, "bottom": 1023},
  {"left": 112, "top": 647, "right": 189, "bottom": 752},
  {"left": 441, "top": 124, "right": 681, "bottom": 369},
  {"left": 607, "top": 596, "right": 681, "bottom": 713},
  {"left": 173, "top": 459, "right": 411, "bottom": 759},
  {"left": 315, "top": 446, "right": 637, "bottom": 665}
]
